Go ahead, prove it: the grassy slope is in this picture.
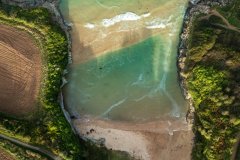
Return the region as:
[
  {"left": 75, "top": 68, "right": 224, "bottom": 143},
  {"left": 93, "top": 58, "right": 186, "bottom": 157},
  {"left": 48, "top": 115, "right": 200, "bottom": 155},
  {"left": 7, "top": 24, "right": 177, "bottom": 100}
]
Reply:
[
  {"left": 0, "top": 2, "right": 132, "bottom": 160},
  {"left": 185, "top": 1, "right": 240, "bottom": 159},
  {"left": 0, "top": 140, "right": 49, "bottom": 160}
]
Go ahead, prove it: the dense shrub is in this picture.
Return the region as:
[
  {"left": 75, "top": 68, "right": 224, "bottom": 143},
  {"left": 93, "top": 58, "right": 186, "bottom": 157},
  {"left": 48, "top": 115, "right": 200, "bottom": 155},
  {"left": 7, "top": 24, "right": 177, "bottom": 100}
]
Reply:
[{"left": 186, "top": 1, "right": 240, "bottom": 159}]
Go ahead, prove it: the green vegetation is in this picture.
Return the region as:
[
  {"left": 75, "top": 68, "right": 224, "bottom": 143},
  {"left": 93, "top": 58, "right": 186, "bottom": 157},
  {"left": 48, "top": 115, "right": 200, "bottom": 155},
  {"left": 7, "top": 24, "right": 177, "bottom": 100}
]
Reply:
[
  {"left": 0, "top": 139, "right": 49, "bottom": 160},
  {"left": 0, "top": 2, "right": 79, "bottom": 159},
  {"left": 216, "top": 0, "right": 240, "bottom": 28},
  {"left": 185, "top": 1, "right": 240, "bottom": 159},
  {"left": 0, "top": 2, "right": 132, "bottom": 160},
  {"left": 236, "top": 141, "right": 240, "bottom": 160}
]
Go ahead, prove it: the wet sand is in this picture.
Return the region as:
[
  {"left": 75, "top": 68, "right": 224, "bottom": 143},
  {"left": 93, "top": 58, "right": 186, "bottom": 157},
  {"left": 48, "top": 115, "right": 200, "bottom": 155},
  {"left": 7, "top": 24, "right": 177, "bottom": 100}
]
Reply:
[
  {"left": 62, "top": 0, "right": 187, "bottom": 64},
  {"left": 74, "top": 118, "right": 193, "bottom": 160},
  {"left": 71, "top": 24, "right": 167, "bottom": 64}
]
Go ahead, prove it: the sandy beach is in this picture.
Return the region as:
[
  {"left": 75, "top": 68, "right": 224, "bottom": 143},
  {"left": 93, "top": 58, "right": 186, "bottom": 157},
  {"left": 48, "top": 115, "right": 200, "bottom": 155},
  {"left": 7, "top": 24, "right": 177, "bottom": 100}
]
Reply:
[
  {"left": 60, "top": 0, "right": 193, "bottom": 159},
  {"left": 74, "top": 117, "right": 193, "bottom": 160},
  {"left": 64, "top": 0, "right": 186, "bottom": 64},
  {"left": 71, "top": 21, "right": 173, "bottom": 64}
]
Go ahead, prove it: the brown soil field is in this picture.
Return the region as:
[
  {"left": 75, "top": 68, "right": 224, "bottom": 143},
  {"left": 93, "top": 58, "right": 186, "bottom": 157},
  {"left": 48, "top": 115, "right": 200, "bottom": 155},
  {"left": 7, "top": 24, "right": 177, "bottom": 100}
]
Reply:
[
  {"left": 0, "top": 24, "right": 42, "bottom": 116},
  {"left": 0, "top": 148, "right": 15, "bottom": 160}
]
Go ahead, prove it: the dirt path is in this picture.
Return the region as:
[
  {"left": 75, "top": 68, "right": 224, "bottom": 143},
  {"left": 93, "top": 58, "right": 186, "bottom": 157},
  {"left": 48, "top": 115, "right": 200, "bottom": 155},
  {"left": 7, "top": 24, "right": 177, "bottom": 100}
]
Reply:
[
  {"left": 200, "top": 9, "right": 240, "bottom": 33},
  {"left": 0, "top": 24, "right": 42, "bottom": 116},
  {"left": 74, "top": 118, "right": 193, "bottom": 160},
  {"left": 211, "top": 10, "right": 240, "bottom": 33}
]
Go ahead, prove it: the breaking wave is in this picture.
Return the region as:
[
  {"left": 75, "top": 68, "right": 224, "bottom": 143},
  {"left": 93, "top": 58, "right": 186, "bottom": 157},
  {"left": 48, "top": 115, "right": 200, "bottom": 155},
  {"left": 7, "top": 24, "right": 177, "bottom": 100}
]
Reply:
[
  {"left": 84, "top": 23, "right": 96, "bottom": 29},
  {"left": 101, "top": 12, "right": 150, "bottom": 27},
  {"left": 146, "top": 16, "right": 173, "bottom": 29}
]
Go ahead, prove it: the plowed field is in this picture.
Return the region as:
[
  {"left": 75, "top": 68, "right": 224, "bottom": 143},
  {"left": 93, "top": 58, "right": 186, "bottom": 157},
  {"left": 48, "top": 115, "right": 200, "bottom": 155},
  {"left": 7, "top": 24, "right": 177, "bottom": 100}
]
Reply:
[
  {"left": 0, "top": 148, "right": 15, "bottom": 160},
  {"left": 0, "top": 24, "right": 41, "bottom": 116}
]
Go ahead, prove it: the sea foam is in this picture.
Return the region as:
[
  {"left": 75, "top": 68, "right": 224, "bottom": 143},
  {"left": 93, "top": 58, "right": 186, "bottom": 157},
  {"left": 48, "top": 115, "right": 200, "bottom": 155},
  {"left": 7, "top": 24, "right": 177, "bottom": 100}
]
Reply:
[
  {"left": 101, "top": 98, "right": 127, "bottom": 117},
  {"left": 146, "top": 16, "right": 173, "bottom": 29},
  {"left": 141, "top": 13, "right": 151, "bottom": 18},
  {"left": 101, "top": 12, "right": 150, "bottom": 27},
  {"left": 84, "top": 23, "right": 96, "bottom": 29}
]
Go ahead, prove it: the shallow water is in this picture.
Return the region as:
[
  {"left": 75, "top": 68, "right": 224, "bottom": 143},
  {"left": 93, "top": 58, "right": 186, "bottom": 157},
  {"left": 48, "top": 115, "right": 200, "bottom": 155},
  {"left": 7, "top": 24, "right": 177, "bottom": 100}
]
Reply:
[{"left": 60, "top": 0, "right": 189, "bottom": 122}]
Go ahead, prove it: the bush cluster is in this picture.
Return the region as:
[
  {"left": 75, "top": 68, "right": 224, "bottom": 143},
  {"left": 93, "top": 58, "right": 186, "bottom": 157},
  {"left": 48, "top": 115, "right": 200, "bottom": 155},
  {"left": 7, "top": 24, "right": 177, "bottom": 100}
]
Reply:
[{"left": 186, "top": 1, "right": 240, "bottom": 159}]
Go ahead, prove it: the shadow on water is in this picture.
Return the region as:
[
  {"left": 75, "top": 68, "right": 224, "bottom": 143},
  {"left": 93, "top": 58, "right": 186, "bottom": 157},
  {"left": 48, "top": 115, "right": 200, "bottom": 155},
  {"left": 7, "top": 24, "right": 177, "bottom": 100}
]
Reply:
[
  {"left": 121, "top": 27, "right": 153, "bottom": 48},
  {"left": 60, "top": 0, "right": 96, "bottom": 64},
  {"left": 76, "top": 27, "right": 96, "bottom": 62},
  {"left": 64, "top": 18, "right": 185, "bottom": 120},
  {"left": 61, "top": 0, "right": 187, "bottom": 158}
]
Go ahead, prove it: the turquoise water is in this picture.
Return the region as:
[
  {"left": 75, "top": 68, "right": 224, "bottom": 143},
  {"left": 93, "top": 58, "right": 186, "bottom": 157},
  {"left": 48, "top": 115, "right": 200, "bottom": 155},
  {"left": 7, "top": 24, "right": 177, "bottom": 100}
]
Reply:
[{"left": 61, "top": 0, "right": 188, "bottom": 122}]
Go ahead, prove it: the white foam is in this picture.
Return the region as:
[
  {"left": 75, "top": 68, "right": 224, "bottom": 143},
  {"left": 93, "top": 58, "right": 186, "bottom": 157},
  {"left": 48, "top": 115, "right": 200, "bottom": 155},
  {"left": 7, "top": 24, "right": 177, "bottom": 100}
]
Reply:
[
  {"left": 84, "top": 23, "right": 95, "bottom": 29},
  {"left": 141, "top": 13, "right": 151, "bottom": 18},
  {"left": 101, "top": 12, "right": 150, "bottom": 27},
  {"left": 164, "top": 91, "right": 180, "bottom": 118},
  {"left": 146, "top": 16, "right": 173, "bottom": 29},
  {"left": 101, "top": 98, "right": 127, "bottom": 117},
  {"left": 159, "top": 73, "right": 167, "bottom": 90},
  {"left": 134, "top": 95, "right": 147, "bottom": 102},
  {"left": 131, "top": 74, "right": 144, "bottom": 86},
  {"left": 168, "top": 33, "right": 174, "bottom": 37},
  {"left": 95, "top": 0, "right": 119, "bottom": 9}
]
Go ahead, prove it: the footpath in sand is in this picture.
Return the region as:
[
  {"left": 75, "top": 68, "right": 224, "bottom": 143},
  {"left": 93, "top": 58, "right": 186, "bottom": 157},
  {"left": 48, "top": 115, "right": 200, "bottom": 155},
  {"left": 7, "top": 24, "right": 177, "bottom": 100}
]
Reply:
[
  {"left": 74, "top": 118, "right": 193, "bottom": 160},
  {"left": 0, "top": 24, "right": 42, "bottom": 116}
]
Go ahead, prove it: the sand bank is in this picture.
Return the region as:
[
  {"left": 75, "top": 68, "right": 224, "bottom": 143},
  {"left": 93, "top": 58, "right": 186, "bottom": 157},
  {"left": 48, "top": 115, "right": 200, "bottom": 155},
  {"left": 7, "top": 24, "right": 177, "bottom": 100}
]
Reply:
[{"left": 74, "top": 118, "right": 193, "bottom": 160}]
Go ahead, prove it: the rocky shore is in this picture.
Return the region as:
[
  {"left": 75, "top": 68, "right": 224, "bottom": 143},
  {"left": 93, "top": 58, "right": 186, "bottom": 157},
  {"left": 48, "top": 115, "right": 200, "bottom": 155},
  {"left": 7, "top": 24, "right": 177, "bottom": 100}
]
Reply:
[{"left": 177, "top": 0, "right": 232, "bottom": 125}]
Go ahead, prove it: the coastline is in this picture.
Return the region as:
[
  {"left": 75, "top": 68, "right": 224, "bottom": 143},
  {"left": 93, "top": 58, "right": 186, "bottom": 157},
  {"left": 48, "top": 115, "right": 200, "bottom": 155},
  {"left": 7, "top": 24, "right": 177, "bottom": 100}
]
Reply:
[
  {"left": 177, "top": 0, "right": 235, "bottom": 159},
  {"left": 178, "top": 0, "right": 233, "bottom": 123},
  {"left": 73, "top": 117, "right": 193, "bottom": 160},
  {"left": 2, "top": 0, "right": 193, "bottom": 159},
  {"left": 177, "top": 0, "right": 214, "bottom": 125},
  {"left": 177, "top": 0, "right": 229, "bottom": 124},
  {"left": 54, "top": 0, "right": 194, "bottom": 159},
  {"left": 0, "top": 1, "right": 82, "bottom": 159},
  {"left": 2, "top": 0, "right": 78, "bottom": 136},
  {"left": 1, "top": 0, "right": 237, "bottom": 159}
]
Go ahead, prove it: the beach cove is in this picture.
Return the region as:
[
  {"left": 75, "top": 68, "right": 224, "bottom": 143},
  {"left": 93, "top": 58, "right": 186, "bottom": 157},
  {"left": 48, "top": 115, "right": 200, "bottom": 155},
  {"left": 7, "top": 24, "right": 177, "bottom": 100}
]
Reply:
[{"left": 60, "top": 0, "right": 193, "bottom": 159}]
